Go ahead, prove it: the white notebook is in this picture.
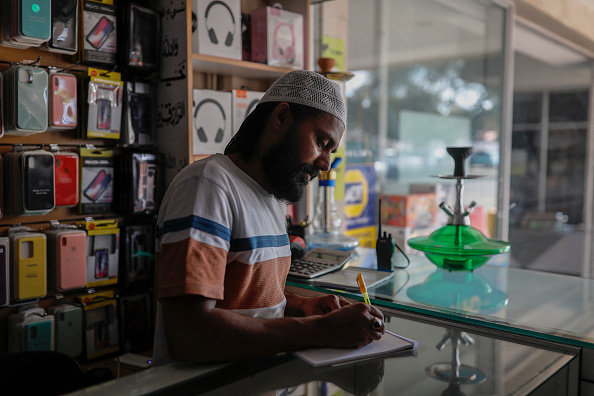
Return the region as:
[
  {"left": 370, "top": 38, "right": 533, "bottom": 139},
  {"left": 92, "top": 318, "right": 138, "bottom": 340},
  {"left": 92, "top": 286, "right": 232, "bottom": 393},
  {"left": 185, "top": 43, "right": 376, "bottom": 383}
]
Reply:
[
  {"left": 294, "top": 331, "right": 417, "bottom": 367},
  {"left": 311, "top": 267, "right": 394, "bottom": 292}
]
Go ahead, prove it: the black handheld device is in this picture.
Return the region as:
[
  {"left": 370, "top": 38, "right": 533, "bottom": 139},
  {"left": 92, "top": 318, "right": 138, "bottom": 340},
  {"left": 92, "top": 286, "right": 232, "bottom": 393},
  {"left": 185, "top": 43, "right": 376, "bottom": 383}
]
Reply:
[{"left": 376, "top": 198, "right": 395, "bottom": 271}]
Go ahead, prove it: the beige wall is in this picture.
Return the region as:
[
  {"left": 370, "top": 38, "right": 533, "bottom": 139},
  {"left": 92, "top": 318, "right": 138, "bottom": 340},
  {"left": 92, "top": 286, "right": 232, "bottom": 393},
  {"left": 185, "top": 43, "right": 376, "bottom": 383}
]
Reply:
[{"left": 515, "top": 0, "right": 594, "bottom": 53}]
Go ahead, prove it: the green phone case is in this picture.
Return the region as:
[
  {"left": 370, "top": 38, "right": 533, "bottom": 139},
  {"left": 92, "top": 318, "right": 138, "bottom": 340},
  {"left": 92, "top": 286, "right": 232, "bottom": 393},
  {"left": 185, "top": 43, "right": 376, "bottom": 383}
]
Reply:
[
  {"left": 16, "top": 66, "right": 48, "bottom": 131},
  {"left": 20, "top": 0, "right": 51, "bottom": 41}
]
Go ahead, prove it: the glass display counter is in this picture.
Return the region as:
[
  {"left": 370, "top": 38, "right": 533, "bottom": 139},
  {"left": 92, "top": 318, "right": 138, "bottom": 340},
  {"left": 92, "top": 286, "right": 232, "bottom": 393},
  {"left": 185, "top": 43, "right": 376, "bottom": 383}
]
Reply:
[
  {"left": 287, "top": 248, "right": 594, "bottom": 350},
  {"left": 71, "top": 311, "right": 576, "bottom": 395},
  {"left": 286, "top": 247, "right": 594, "bottom": 389}
]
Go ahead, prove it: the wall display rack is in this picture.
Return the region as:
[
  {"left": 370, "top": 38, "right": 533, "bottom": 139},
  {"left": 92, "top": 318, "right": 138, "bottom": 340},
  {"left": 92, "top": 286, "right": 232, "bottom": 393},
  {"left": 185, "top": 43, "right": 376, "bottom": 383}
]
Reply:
[
  {"left": 0, "top": 2, "right": 161, "bottom": 370},
  {"left": 0, "top": 0, "right": 313, "bottom": 376}
]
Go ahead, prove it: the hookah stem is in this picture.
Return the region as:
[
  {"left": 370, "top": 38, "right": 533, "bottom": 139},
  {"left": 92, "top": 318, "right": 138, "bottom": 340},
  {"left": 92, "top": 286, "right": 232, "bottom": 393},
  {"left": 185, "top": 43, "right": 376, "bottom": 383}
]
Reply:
[
  {"left": 454, "top": 177, "right": 465, "bottom": 247},
  {"left": 454, "top": 178, "right": 464, "bottom": 246},
  {"left": 450, "top": 331, "right": 462, "bottom": 379}
]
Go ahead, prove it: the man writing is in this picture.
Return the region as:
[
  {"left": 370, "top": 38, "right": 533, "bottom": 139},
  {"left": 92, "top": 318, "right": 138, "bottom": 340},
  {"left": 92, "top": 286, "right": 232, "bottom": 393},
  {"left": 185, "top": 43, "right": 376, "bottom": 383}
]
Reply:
[{"left": 153, "top": 70, "right": 385, "bottom": 365}]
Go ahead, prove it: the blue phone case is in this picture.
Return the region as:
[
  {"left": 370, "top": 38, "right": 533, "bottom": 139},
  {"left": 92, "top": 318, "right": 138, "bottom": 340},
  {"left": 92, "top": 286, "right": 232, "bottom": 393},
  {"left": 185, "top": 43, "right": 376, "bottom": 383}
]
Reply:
[{"left": 23, "top": 320, "right": 53, "bottom": 351}]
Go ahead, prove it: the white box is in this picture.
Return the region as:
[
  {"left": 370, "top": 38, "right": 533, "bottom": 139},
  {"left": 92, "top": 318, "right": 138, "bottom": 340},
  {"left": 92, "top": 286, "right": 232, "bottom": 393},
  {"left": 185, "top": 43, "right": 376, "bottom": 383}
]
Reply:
[
  {"left": 231, "top": 89, "right": 264, "bottom": 133},
  {"left": 192, "top": 0, "right": 241, "bottom": 60},
  {"left": 193, "top": 89, "right": 232, "bottom": 155},
  {"left": 251, "top": 6, "right": 304, "bottom": 69}
]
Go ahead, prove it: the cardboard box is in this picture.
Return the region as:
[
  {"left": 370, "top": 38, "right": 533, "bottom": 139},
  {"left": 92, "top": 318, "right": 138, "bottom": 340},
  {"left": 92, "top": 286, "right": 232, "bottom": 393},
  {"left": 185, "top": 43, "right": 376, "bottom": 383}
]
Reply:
[
  {"left": 231, "top": 89, "right": 264, "bottom": 133},
  {"left": 381, "top": 193, "right": 436, "bottom": 229},
  {"left": 251, "top": 6, "right": 304, "bottom": 69},
  {"left": 410, "top": 183, "right": 455, "bottom": 227},
  {"left": 192, "top": 0, "right": 242, "bottom": 59},
  {"left": 193, "top": 89, "right": 232, "bottom": 155}
]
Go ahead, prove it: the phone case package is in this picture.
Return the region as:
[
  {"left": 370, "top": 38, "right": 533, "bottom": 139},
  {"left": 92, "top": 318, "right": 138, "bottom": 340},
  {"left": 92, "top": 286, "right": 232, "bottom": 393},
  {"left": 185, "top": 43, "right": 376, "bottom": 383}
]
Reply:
[
  {"left": 120, "top": 223, "right": 154, "bottom": 286},
  {"left": 2, "top": 65, "right": 49, "bottom": 135},
  {"left": 78, "top": 219, "right": 119, "bottom": 288},
  {"left": 3, "top": 150, "right": 55, "bottom": 216},
  {"left": 48, "top": 72, "right": 78, "bottom": 130},
  {"left": 45, "top": 224, "right": 87, "bottom": 291},
  {"left": 0, "top": 73, "right": 4, "bottom": 139},
  {"left": 122, "top": 81, "right": 156, "bottom": 147},
  {"left": 22, "top": 150, "right": 55, "bottom": 214},
  {"left": 119, "top": 292, "right": 152, "bottom": 353},
  {"left": 79, "top": 147, "right": 114, "bottom": 214},
  {"left": 119, "top": 3, "right": 161, "bottom": 72},
  {"left": 114, "top": 152, "right": 163, "bottom": 214},
  {"left": 0, "top": 153, "right": 3, "bottom": 218},
  {"left": 8, "top": 307, "right": 54, "bottom": 352},
  {"left": 2, "top": 152, "right": 20, "bottom": 215},
  {"left": 80, "top": 0, "right": 117, "bottom": 65},
  {"left": 0, "top": 237, "right": 9, "bottom": 307},
  {"left": 53, "top": 150, "right": 80, "bottom": 207},
  {"left": 0, "top": 0, "right": 52, "bottom": 49},
  {"left": 44, "top": 0, "right": 79, "bottom": 54},
  {"left": 8, "top": 227, "right": 47, "bottom": 302},
  {"left": 78, "top": 290, "right": 119, "bottom": 360},
  {"left": 82, "top": 68, "right": 123, "bottom": 140},
  {"left": 47, "top": 304, "right": 83, "bottom": 357}
]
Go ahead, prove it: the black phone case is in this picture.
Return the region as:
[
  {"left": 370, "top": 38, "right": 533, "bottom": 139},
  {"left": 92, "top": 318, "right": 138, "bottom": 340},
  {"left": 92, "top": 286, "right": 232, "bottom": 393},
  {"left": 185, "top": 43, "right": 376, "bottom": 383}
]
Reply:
[{"left": 22, "top": 151, "right": 55, "bottom": 212}]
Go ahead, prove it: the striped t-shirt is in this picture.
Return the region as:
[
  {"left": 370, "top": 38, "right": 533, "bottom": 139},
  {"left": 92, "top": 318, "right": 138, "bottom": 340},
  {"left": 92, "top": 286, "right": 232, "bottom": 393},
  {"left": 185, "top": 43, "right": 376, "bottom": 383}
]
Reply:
[{"left": 152, "top": 154, "right": 291, "bottom": 364}]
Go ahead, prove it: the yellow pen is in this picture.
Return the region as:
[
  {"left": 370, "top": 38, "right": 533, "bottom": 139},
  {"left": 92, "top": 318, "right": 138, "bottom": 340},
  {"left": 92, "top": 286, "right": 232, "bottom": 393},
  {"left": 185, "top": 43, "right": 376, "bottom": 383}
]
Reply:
[{"left": 356, "top": 272, "right": 371, "bottom": 304}]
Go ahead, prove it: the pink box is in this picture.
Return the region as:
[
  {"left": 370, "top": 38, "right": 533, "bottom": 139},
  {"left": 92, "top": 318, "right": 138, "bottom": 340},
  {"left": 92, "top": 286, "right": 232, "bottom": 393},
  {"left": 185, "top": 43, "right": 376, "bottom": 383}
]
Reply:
[
  {"left": 381, "top": 194, "right": 436, "bottom": 229},
  {"left": 251, "top": 6, "right": 304, "bottom": 69}
]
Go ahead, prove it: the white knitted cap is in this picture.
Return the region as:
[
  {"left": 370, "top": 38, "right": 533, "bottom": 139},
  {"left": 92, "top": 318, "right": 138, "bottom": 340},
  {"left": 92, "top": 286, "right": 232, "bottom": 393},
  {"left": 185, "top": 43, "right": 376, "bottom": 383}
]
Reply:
[{"left": 259, "top": 70, "right": 346, "bottom": 127}]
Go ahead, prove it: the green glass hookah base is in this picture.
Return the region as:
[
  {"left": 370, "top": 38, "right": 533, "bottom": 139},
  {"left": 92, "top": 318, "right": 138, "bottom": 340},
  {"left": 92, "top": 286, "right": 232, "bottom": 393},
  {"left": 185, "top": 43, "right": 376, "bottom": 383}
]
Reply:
[
  {"left": 406, "top": 269, "right": 509, "bottom": 313},
  {"left": 407, "top": 225, "right": 511, "bottom": 271}
]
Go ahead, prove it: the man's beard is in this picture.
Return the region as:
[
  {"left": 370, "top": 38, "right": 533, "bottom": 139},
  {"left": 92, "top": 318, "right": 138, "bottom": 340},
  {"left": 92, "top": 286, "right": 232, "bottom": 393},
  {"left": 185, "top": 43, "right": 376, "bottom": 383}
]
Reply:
[{"left": 261, "top": 133, "right": 319, "bottom": 204}]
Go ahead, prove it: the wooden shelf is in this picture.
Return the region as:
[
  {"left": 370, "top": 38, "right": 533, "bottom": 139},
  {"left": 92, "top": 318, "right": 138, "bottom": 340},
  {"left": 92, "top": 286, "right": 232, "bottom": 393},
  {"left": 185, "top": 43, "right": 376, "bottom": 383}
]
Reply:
[{"left": 191, "top": 53, "right": 299, "bottom": 79}]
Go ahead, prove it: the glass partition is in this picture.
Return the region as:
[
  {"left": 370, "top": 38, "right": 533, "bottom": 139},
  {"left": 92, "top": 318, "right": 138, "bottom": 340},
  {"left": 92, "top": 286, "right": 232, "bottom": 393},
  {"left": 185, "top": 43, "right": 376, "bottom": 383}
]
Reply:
[
  {"left": 510, "top": 22, "right": 593, "bottom": 276},
  {"left": 314, "top": 0, "right": 508, "bottom": 244}
]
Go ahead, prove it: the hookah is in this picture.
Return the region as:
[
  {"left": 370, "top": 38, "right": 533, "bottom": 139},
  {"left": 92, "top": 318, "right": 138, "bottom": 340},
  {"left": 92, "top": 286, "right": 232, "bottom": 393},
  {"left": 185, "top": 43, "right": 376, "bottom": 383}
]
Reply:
[{"left": 408, "top": 147, "right": 510, "bottom": 271}]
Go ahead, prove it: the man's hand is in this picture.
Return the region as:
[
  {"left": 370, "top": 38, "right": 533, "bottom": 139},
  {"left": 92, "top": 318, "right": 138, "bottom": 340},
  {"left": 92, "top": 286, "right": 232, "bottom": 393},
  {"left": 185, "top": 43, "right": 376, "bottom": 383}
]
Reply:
[
  {"left": 314, "top": 302, "right": 386, "bottom": 349},
  {"left": 300, "top": 294, "right": 351, "bottom": 315},
  {"left": 284, "top": 292, "right": 350, "bottom": 316}
]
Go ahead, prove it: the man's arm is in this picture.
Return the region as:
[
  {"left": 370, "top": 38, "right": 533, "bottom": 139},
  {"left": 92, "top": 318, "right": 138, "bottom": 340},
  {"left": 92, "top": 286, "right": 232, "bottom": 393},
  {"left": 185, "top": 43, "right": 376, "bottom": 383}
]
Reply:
[{"left": 162, "top": 294, "right": 385, "bottom": 363}]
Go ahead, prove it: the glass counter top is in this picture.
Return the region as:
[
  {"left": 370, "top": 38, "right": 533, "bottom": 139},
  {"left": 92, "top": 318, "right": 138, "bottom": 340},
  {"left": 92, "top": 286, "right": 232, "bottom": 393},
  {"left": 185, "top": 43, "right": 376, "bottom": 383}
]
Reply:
[
  {"left": 71, "top": 310, "right": 575, "bottom": 395},
  {"left": 287, "top": 248, "right": 594, "bottom": 349}
]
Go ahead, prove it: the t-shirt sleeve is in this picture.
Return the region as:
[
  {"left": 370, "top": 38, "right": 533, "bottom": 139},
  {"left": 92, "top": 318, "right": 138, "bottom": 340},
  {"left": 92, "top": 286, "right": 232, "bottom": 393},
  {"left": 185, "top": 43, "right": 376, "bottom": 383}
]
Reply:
[{"left": 156, "top": 177, "right": 232, "bottom": 301}]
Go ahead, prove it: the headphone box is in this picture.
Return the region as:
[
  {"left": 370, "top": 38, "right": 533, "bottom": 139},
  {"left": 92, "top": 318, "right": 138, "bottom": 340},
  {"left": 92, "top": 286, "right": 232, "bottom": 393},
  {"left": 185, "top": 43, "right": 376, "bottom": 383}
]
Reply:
[
  {"left": 251, "top": 6, "right": 304, "bottom": 69},
  {"left": 231, "top": 89, "right": 264, "bottom": 134},
  {"left": 192, "top": 0, "right": 241, "bottom": 60},
  {"left": 192, "top": 89, "right": 232, "bottom": 155}
]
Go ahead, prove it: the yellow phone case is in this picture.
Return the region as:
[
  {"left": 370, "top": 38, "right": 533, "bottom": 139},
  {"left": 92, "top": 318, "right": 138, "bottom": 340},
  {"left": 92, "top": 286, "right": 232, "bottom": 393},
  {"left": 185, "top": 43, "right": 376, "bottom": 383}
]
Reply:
[{"left": 12, "top": 233, "right": 47, "bottom": 301}]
